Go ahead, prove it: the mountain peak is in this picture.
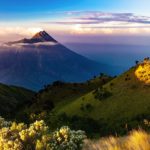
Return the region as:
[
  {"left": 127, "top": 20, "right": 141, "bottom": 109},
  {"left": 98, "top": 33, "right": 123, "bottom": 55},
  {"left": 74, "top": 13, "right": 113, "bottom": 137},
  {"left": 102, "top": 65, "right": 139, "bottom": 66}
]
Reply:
[
  {"left": 32, "top": 31, "right": 57, "bottom": 42},
  {"left": 6, "top": 30, "right": 57, "bottom": 45}
]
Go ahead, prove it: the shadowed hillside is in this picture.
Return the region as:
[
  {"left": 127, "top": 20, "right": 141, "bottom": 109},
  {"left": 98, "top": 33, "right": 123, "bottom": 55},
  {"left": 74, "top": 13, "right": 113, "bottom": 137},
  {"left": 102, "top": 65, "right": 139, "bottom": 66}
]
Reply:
[{"left": 0, "top": 83, "right": 35, "bottom": 118}]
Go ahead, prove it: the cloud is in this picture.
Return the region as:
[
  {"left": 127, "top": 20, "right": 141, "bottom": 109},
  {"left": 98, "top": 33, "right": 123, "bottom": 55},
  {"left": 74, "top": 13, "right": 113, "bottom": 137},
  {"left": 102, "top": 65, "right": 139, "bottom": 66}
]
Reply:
[
  {"left": 0, "top": 27, "right": 43, "bottom": 36},
  {"left": 0, "top": 27, "right": 44, "bottom": 42},
  {"left": 0, "top": 41, "right": 58, "bottom": 52},
  {"left": 43, "top": 21, "right": 99, "bottom": 25},
  {"left": 2, "top": 41, "right": 57, "bottom": 47},
  {"left": 42, "top": 11, "right": 150, "bottom": 35},
  {"left": 77, "top": 13, "right": 150, "bottom": 24},
  {"left": 44, "top": 11, "right": 150, "bottom": 25},
  {"left": 0, "top": 11, "right": 150, "bottom": 44},
  {"left": 82, "top": 26, "right": 150, "bottom": 29}
]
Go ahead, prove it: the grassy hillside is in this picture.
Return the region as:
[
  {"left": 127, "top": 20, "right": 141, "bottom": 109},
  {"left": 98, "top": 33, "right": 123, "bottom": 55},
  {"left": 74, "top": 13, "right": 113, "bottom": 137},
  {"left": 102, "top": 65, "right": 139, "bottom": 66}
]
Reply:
[
  {"left": 0, "top": 83, "right": 35, "bottom": 118},
  {"left": 17, "top": 59, "right": 150, "bottom": 137},
  {"left": 43, "top": 59, "right": 150, "bottom": 136},
  {"left": 59, "top": 66, "right": 150, "bottom": 120},
  {"left": 23, "top": 75, "right": 113, "bottom": 116}
]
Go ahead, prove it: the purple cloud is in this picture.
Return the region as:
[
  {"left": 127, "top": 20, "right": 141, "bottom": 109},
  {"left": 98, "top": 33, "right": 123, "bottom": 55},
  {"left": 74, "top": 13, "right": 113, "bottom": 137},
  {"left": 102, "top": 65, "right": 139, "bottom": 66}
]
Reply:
[{"left": 42, "top": 11, "right": 150, "bottom": 26}]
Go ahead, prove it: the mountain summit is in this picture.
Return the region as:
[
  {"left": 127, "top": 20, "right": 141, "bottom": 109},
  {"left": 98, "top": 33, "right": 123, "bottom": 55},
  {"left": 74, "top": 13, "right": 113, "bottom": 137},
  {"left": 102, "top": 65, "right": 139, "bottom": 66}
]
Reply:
[
  {"left": 31, "top": 31, "right": 57, "bottom": 43},
  {"left": 7, "top": 31, "right": 57, "bottom": 45}
]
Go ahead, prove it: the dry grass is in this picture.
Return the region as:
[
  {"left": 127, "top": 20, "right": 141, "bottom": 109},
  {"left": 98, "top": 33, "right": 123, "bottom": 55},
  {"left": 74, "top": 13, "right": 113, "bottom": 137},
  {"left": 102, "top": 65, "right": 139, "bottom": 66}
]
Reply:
[{"left": 83, "top": 130, "right": 150, "bottom": 150}]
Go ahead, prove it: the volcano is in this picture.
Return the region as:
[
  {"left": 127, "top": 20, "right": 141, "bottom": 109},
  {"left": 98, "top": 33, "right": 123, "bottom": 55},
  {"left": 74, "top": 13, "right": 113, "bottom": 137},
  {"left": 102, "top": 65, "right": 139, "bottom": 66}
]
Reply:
[
  {"left": 0, "top": 31, "right": 110, "bottom": 90},
  {"left": 7, "top": 31, "right": 57, "bottom": 45}
]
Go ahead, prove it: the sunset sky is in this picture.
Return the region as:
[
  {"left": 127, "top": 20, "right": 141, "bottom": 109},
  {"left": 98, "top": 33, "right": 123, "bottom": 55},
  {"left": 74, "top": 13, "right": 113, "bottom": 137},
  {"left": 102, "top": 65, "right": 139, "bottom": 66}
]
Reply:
[{"left": 0, "top": 0, "right": 150, "bottom": 45}]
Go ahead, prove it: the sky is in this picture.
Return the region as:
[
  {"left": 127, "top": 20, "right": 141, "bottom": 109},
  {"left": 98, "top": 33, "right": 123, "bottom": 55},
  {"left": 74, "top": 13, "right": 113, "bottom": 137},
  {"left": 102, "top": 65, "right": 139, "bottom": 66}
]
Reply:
[{"left": 0, "top": 0, "right": 150, "bottom": 45}]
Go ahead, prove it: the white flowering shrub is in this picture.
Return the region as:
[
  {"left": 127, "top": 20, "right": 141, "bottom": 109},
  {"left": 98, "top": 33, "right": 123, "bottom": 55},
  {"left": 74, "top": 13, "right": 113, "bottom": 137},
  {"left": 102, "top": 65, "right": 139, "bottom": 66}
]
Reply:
[
  {"left": 0, "top": 116, "right": 11, "bottom": 128},
  {"left": 49, "top": 126, "right": 86, "bottom": 150},
  {"left": 0, "top": 116, "right": 86, "bottom": 150}
]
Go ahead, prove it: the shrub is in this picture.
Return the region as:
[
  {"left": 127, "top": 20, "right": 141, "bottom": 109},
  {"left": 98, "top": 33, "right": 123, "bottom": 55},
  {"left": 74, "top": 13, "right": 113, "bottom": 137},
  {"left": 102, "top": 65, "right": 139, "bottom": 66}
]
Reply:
[
  {"left": 80, "top": 104, "right": 93, "bottom": 112},
  {"left": 0, "top": 116, "right": 86, "bottom": 150},
  {"left": 0, "top": 120, "right": 49, "bottom": 150},
  {"left": 0, "top": 116, "right": 11, "bottom": 128},
  {"left": 50, "top": 126, "right": 86, "bottom": 150},
  {"left": 130, "top": 84, "right": 138, "bottom": 89},
  {"left": 85, "top": 104, "right": 93, "bottom": 112},
  {"left": 80, "top": 104, "right": 85, "bottom": 111},
  {"left": 52, "top": 81, "right": 65, "bottom": 86},
  {"left": 94, "top": 87, "right": 112, "bottom": 100}
]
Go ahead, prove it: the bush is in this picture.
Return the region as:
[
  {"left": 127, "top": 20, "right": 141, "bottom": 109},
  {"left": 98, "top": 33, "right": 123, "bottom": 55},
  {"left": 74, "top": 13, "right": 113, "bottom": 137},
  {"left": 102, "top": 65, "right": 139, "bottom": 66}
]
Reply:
[
  {"left": 0, "top": 116, "right": 86, "bottom": 150},
  {"left": 80, "top": 104, "right": 93, "bottom": 112},
  {"left": 93, "top": 87, "right": 112, "bottom": 100},
  {"left": 47, "top": 114, "right": 106, "bottom": 137},
  {"left": 85, "top": 104, "right": 93, "bottom": 112},
  {"left": 51, "top": 126, "right": 86, "bottom": 150}
]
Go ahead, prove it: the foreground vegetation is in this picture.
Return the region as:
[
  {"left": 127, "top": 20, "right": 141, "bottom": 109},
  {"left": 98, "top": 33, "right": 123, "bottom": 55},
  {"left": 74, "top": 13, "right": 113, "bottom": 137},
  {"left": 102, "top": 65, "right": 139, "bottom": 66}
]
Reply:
[
  {"left": 1, "top": 115, "right": 150, "bottom": 150},
  {"left": 43, "top": 59, "right": 150, "bottom": 136},
  {"left": 1, "top": 59, "right": 150, "bottom": 149},
  {"left": 83, "top": 130, "right": 150, "bottom": 150},
  {"left": 8, "top": 59, "right": 150, "bottom": 137},
  {"left": 0, "top": 116, "right": 86, "bottom": 150}
]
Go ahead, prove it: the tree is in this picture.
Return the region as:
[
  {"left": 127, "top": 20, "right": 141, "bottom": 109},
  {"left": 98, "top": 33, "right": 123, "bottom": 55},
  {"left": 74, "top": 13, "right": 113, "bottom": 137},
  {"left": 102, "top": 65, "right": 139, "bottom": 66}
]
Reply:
[{"left": 135, "top": 60, "right": 139, "bottom": 65}]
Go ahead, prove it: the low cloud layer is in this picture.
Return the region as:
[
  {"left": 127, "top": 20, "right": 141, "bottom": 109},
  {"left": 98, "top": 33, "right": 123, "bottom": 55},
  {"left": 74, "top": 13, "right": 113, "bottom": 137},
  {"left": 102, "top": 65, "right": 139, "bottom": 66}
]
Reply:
[{"left": 2, "top": 41, "right": 57, "bottom": 47}]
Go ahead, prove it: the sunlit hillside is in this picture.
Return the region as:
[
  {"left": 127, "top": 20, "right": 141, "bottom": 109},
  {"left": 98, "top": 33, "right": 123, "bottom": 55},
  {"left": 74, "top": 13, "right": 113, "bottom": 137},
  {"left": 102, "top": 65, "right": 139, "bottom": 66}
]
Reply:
[
  {"left": 135, "top": 58, "right": 150, "bottom": 84},
  {"left": 47, "top": 58, "right": 150, "bottom": 135}
]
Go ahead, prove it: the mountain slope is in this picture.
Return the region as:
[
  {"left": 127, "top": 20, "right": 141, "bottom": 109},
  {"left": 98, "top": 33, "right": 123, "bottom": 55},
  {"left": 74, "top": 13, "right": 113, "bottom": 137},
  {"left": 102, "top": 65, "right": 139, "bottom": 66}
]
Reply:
[
  {"left": 19, "top": 75, "right": 113, "bottom": 117},
  {"left": 59, "top": 59, "right": 150, "bottom": 118},
  {"left": 16, "top": 59, "right": 150, "bottom": 136},
  {"left": 7, "top": 58, "right": 150, "bottom": 137},
  {"left": 0, "top": 31, "right": 110, "bottom": 90},
  {"left": 0, "top": 83, "right": 35, "bottom": 118}
]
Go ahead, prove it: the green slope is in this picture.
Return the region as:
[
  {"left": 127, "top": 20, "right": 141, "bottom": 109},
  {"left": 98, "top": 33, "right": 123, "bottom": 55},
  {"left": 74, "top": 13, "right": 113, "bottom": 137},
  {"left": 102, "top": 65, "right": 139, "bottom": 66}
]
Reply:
[
  {"left": 49, "top": 59, "right": 150, "bottom": 135},
  {"left": 59, "top": 66, "right": 149, "bottom": 120},
  {"left": 0, "top": 83, "right": 35, "bottom": 118},
  {"left": 24, "top": 76, "right": 113, "bottom": 115},
  {"left": 21, "top": 59, "right": 150, "bottom": 136}
]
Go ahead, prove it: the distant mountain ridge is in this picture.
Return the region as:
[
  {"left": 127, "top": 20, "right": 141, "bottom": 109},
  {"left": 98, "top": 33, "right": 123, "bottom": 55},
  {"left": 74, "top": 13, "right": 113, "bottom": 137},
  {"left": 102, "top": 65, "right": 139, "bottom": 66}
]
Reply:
[{"left": 0, "top": 31, "right": 111, "bottom": 90}]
